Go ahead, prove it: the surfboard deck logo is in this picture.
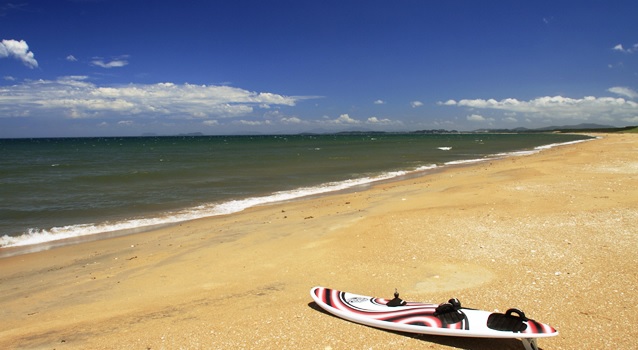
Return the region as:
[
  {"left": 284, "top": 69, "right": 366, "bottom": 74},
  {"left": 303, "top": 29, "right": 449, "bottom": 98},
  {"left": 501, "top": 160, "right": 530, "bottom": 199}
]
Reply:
[{"left": 310, "top": 286, "right": 557, "bottom": 350}]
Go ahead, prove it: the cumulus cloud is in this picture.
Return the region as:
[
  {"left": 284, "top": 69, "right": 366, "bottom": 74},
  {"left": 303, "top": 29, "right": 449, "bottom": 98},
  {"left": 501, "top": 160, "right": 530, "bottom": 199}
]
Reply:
[
  {"left": 367, "top": 117, "right": 385, "bottom": 124},
  {"left": 411, "top": 101, "right": 424, "bottom": 108},
  {"left": 0, "top": 39, "right": 38, "bottom": 68},
  {"left": 317, "top": 114, "right": 401, "bottom": 127},
  {"left": 366, "top": 116, "right": 401, "bottom": 125},
  {"left": 332, "top": 114, "right": 361, "bottom": 124},
  {"left": 374, "top": 99, "right": 385, "bottom": 105},
  {"left": 441, "top": 94, "right": 638, "bottom": 124},
  {"left": 439, "top": 99, "right": 457, "bottom": 106},
  {"left": 66, "top": 55, "right": 78, "bottom": 62},
  {"left": 281, "top": 116, "right": 303, "bottom": 124},
  {"left": 0, "top": 76, "right": 313, "bottom": 119},
  {"left": 467, "top": 114, "right": 486, "bottom": 122}
]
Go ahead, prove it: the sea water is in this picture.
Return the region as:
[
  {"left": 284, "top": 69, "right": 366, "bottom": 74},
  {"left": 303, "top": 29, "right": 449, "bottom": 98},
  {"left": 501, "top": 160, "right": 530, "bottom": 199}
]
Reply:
[{"left": 0, "top": 133, "right": 592, "bottom": 251}]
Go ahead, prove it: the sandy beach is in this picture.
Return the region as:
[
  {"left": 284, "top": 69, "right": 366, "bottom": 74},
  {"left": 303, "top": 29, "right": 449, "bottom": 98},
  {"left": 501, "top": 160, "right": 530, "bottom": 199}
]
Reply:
[{"left": 1, "top": 133, "right": 636, "bottom": 350}]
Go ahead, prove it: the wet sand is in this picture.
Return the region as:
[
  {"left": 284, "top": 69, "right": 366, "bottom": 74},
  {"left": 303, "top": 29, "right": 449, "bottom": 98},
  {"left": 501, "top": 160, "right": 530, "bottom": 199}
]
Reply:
[{"left": 1, "top": 133, "right": 636, "bottom": 350}]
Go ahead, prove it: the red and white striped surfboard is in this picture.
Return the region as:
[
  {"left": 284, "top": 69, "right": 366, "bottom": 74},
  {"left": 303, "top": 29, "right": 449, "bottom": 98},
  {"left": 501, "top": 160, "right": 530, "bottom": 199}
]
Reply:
[{"left": 310, "top": 286, "right": 558, "bottom": 350}]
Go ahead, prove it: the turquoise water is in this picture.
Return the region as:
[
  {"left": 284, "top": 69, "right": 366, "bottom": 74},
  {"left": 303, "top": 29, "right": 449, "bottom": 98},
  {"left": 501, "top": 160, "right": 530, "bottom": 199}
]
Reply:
[{"left": 0, "top": 133, "right": 592, "bottom": 249}]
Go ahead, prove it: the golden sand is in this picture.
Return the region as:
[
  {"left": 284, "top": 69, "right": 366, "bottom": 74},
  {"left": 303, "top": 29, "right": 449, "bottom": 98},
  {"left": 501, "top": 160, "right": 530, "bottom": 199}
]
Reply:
[{"left": 1, "top": 134, "right": 636, "bottom": 350}]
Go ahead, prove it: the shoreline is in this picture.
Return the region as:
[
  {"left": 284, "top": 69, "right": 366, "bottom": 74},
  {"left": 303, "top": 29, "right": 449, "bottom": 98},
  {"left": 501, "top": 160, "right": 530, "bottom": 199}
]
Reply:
[
  {"left": 0, "top": 135, "right": 594, "bottom": 257},
  {"left": 1, "top": 133, "right": 636, "bottom": 349}
]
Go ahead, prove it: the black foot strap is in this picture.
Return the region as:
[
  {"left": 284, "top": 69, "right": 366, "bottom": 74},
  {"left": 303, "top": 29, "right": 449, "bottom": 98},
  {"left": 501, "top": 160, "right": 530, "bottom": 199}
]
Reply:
[
  {"left": 487, "top": 308, "right": 528, "bottom": 332},
  {"left": 434, "top": 298, "right": 465, "bottom": 324}
]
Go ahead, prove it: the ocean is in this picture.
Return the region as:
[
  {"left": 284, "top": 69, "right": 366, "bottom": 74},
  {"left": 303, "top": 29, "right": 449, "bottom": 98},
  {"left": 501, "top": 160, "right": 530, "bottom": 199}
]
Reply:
[{"left": 0, "top": 133, "right": 592, "bottom": 253}]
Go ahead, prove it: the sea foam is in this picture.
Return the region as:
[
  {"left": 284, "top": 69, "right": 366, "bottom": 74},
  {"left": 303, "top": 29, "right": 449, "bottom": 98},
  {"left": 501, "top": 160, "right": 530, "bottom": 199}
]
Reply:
[{"left": 0, "top": 164, "right": 438, "bottom": 249}]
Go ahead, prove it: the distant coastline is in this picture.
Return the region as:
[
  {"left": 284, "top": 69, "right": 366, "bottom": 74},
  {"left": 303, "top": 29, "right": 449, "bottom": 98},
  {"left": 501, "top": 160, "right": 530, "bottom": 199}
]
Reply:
[{"left": 149, "top": 123, "right": 637, "bottom": 138}]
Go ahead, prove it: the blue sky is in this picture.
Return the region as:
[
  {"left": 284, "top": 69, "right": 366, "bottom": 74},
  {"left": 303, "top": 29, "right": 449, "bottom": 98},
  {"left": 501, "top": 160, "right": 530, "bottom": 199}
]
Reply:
[{"left": 1, "top": 0, "right": 637, "bottom": 137}]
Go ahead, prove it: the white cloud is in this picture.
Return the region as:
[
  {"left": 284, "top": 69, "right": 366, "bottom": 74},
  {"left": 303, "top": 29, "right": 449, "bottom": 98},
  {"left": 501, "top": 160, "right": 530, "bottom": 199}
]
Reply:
[
  {"left": 281, "top": 116, "right": 303, "bottom": 124},
  {"left": 332, "top": 114, "right": 361, "bottom": 124},
  {"left": 366, "top": 117, "right": 384, "bottom": 123},
  {"left": 3, "top": 76, "right": 15, "bottom": 81},
  {"left": 613, "top": 43, "right": 638, "bottom": 53},
  {"left": 203, "top": 120, "right": 219, "bottom": 126},
  {"left": 374, "top": 99, "right": 385, "bottom": 105},
  {"left": 0, "top": 76, "right": 313, "bottom": 119},
  {"left": 91, "top": 57, "right": 129, "bottom": 68},
  {"left": 467, "top": 114, "right": 486, "bottom": 122},
  {"left": 438, "top": 99, "right": 457, "bottom": 106},
  {"left": 317, "top": 114, "right": 401, "bottom": 127},
  {"left": 411, "top": 101, "right": 423, "bottom": 108},
  {"left": 608, "top": 86, "right": 638, "bottom": 99},
  {"left": 441, "top": 94, "right": 638, "bottom": 124},
  {"left": 237, "top": 119, "right": 272, "bottom": 126},
  {"left": 0, "top": 39, "right": 38, "bottom": 68},
  {"left": 66, "top": 55, "right": 78, "bottom": 62},
  {"left": 366, "top": 116, "right": 401, "bottom": 125}
]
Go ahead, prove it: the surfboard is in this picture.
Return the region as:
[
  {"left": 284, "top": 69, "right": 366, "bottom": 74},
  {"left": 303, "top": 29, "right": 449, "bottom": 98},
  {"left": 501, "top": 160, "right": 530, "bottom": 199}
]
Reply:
[{"left": 310, "top": 286, "right": 558, "bottom": 350}]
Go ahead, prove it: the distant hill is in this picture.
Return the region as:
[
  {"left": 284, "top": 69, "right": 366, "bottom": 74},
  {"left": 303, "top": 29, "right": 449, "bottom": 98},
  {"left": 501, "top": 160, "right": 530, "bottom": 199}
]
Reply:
[
  {"left": 473, "top": 123, "right": 636, "bottom": 133},
  {"left": 137, "top": 124, "right": 637, "bottom": 138},
  {"left": 535, "top": 123, "right": 616, "bottom": 131},
  {"left": 177, "top": 132, "right": 205, "bottom": 136}
]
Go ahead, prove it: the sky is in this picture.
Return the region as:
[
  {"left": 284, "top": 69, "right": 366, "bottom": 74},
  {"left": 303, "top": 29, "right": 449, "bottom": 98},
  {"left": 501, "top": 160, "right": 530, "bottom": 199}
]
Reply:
[{"left": 1, "top": 0, "right": 637, "bottom": 137}]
